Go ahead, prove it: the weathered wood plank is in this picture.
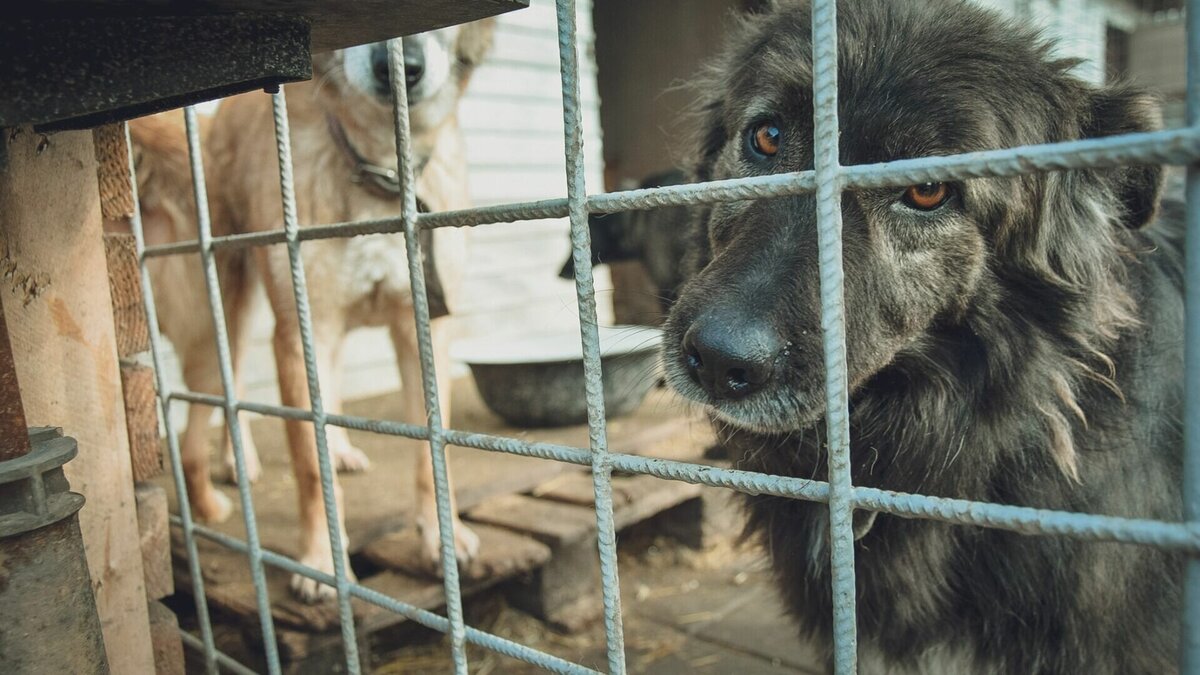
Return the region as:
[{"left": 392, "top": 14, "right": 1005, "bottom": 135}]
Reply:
[
  {"left": 0, "top": 127, "right": 155, "bottom": 673},
  {"left": 147, "top": 600, "right": 184, "bottom": 675},
  {"left": 136, "top": 482, "right": 173, "bottom": 600},
  {"left": 173, "top": 524, "right": 546, "bottom": 635},
  {"left": 531, "top": 473, "right": 703, "bottom": 529},
  {"left": 361, "top": 523, "right": 550, "bottom": 582},
  {"left": 465, "top": 494, "right": 597, "bottom": 547}
]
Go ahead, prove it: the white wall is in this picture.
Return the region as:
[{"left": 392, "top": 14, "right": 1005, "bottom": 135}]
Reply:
[{"left": 972, "top": 0, "right": 1139, "bottom": 83}]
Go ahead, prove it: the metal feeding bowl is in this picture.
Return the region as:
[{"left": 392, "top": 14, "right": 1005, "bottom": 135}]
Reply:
[{"left": 452, "top": 325, "right": 663, "bottom": 428}]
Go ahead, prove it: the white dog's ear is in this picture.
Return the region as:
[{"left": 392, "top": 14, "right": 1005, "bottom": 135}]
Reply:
[
  {"left": 1081, "top": 86, "right": 1164, "bottom": 230},
  {"left": 456, "top": 19, "right": 495, "bottom": 70}
]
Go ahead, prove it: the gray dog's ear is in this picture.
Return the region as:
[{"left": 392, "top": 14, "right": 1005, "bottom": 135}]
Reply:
[{"left": 1081, "top": 86, "right": 1164, "bottom": 229}]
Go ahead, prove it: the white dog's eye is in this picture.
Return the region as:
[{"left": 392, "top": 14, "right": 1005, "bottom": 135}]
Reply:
[{"left": 901, "top": 182, "right": 950, "bottom": 211}]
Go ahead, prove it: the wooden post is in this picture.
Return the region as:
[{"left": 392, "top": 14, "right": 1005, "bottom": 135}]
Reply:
[{"left": 0, "top": 127, "right": 155, "bottom": 674}]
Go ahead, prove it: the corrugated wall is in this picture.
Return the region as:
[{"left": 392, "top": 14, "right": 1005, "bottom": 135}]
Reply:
[{"left": 973, "top": 0, "right": 1139, "bottom": 83}]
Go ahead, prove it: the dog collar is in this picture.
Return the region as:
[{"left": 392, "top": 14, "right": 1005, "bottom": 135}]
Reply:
[
  {"left": 323, "top": 113, "right": 449, "bottom": 319},
  {"left": 326, "top": 114, "right": 429, "bottom": 199}
]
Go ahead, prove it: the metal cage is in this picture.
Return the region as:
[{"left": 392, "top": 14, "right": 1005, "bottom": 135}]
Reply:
[{"left": 126, "top": 0, "right": 1200, "bottom": 672}]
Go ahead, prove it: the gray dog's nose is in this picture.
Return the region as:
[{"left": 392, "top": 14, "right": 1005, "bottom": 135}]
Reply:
[{"left": 682, "top": 318, "right": 783, "bottom": 400}]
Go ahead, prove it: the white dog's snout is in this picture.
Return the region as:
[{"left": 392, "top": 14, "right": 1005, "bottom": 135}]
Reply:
[{"left": 341, "top": 36, "right": 452, "bottom": 103}]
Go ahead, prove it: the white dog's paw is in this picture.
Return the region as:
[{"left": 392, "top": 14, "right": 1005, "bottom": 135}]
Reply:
[
  {"left": 290, "top": 551, "right": 356, "bottom": 603},
  {"left": 290, "top": 570, "right": 337, "bottom": 603},
  {"left": 193, "top": 490, "right": 234, "bottom": 524},
  {"left": 223, "top": 448, "right": 263, "bottom": 485},
  {"left": 332, "top": 444, "right": 372, "bottom": 473},
  {"left": 222, "top": 430, "right": 263, "bottom": 486},
  {"left": 418, "top": 514, "right": 481, "bottom": 576},
  {"left": 454, "top": 522, "right": 481, "bottom": 564},
  {"left": 326, "top": 429, "right": 371, "bottom": 473}
]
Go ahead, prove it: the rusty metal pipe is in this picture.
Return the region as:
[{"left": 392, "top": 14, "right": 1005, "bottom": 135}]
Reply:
[{"left": 0, "top": 305, "right": 107, "bottom": 671}]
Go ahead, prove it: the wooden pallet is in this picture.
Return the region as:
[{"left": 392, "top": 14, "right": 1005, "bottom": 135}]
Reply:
[{"left": 162, "top": 379, "right": 715, "bottom": 670}]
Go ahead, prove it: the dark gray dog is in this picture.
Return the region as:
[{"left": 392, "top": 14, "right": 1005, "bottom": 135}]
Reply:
[
  {"left": 662, "top": 1, "right": 1182, "bottom": 672},
  {"left": 559, "top": 169, "right": 692, "bottom": 314}
]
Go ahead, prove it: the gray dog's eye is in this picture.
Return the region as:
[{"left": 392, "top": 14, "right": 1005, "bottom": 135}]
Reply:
[
  {"left": 747, "top": 122, "right": 782, "bottom": 158},
  {"left": 900, "top": 182, "right": 951, "bottom": 211}
]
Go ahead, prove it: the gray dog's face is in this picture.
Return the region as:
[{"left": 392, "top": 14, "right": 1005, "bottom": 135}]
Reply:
[{"left": 663, "top": 0, "right": 1161, "bottom": 434}]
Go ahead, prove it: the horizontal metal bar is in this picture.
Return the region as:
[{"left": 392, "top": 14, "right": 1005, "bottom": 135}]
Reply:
[
  {"left": 178, "top": 631, "right": 257, "bottom": 675},
  {"left": 177, "top": 519, "right": 600, "bottom": 675},
  {"left": 140, "top": 126, "right": 1200, "bottom": 259},
  {"left": 168, "top": 390, "right": 431, "bottom": 440},
  {"left": 852, "top": 486, "right": 1200, "bottom": 551},
  {"left": 579, "top": 451, "right": 1200, "bottom": 552},
  {"left": 163, "top": 386, "right": 1199, "bottom": 551},
  {"left": 142, "top": 217, "right": 406, "bottom": 257},
  {"left": 839, "top": 126, "right": 1200, "bottom": 189}
]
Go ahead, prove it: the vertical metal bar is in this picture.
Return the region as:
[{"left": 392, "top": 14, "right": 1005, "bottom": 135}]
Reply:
[
  {"left": 386, "top": 38, "right": 470, "bottom": 674},
  {"left": 1183, "top": 1, "right": 1200, "bottom": 671},
  {"left": 269, "top": 90, "right": 362, "bottom": 674},
  {"left": 810, "top": 0, "right": 858, "bottom": 672},
  {"left": 554, "top": 1, "right": 627, "bottom": 672},
  {"left": 182, "top": 106, "right": 283, "bottom": 675},
  {"left": 0, "top": 305, "right": 30, "bottom": 461},
  {"left": 125, "top": 124, "right": 219, "bottom": 674}
]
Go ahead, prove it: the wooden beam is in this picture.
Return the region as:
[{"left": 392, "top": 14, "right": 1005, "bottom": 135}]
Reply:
[
  {"left": 17, "top": 0, "right": 529, "bottom": 52},
  {"left": 5, "top": 2, "right": 528, "bottom": 130},
  {"left": 0, "top": 127, "right": 155, "bottom": 674}
]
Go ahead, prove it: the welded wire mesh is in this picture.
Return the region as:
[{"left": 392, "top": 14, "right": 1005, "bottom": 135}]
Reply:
[{"left": 126, "top": 0, "right": 1200, "bottom": 672}]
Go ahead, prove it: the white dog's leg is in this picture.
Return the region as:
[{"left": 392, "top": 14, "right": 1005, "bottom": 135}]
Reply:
[
  {"left": 321, "top": 340, "right": 372, "bottom": 473},
  {"left": 179, "top": 348, "right": 234, "bottom": 523},
  {"left": 258, "top": 248, "right": 355, "bottom": 602},
  {"left": 391, "top": 312, "right": 479, "bottom": 572},
  {"left": 220, "top": 376, "right": 262, "bottom": 485}
]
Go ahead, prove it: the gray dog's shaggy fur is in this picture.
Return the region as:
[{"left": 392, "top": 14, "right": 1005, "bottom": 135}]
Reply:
[{"left": 662, "top": 1, "right": 1184, "bottom": 672}]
